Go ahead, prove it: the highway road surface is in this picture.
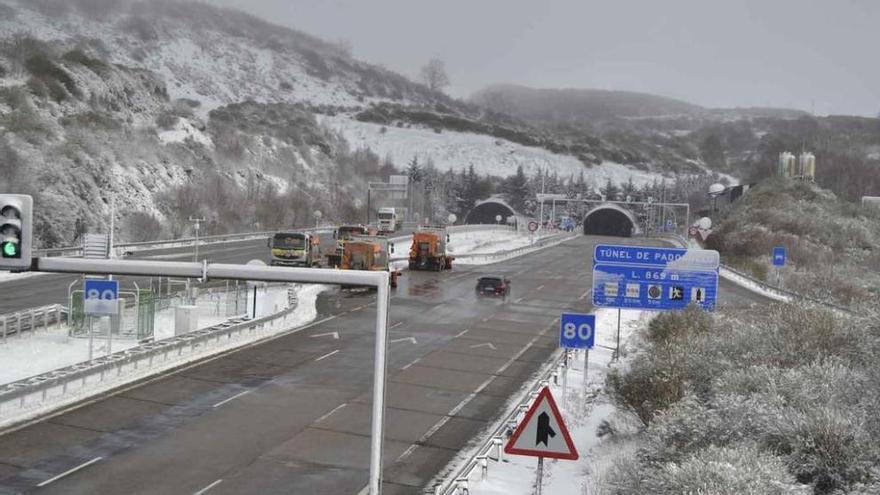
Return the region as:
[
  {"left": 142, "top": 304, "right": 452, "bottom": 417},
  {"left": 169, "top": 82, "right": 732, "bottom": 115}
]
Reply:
[{"left": 0, "top": 235, "right": 768, "bottom": 494}]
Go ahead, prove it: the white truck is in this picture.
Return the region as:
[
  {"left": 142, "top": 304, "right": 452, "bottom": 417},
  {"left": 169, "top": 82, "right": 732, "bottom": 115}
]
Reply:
[{"left": 377, "top": 207, "right": 402, "bottom": 234}]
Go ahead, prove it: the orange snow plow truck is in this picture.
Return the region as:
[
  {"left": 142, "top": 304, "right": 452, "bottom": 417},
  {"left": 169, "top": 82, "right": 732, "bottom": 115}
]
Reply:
[
  {"left": 409, "top": 227, "right": 454, "bottom": 271},
  {"left": 340, "top": 236, "right": 400, "bottom": 288}
]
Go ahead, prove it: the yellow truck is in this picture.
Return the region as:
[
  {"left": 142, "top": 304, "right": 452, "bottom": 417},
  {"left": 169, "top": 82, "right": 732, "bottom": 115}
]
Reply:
[
  {"left": 268, "top": 232, "right": 321, "bottom": 267},
  {"left": 409, "top": 227, "right": 454, "bottom": 271},
  {"left": 340, "top": 236, "right": 400, "bottom": 288}
]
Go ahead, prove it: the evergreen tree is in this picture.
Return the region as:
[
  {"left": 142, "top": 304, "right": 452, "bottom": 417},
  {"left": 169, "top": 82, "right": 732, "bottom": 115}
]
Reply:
[
  {"left": 502, "top": 165, "right": 530, "bottom": 212},
  {"left": 621, "top": 176, "right": 637, "bottom": 199},
  {"left": 600, "top": 178, "right": 620, "bottom": 200},
  {"left": 406, "top": 156, "right": 423, "bottom": 221}
]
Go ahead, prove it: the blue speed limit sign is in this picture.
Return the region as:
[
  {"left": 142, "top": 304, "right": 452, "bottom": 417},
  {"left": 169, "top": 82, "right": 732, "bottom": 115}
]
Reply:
[
  {"left": 559, "top": 313, "right": 595, "bottom": 349},
  {"left": 83, "top": 279, "right": 119, "bottom": 316}
]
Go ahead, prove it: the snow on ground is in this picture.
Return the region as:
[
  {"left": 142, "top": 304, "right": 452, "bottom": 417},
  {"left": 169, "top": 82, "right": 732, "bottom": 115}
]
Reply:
[
  {"left": 0, "top": 284, "right": 293, "bottom": 386},
  {"left": 321, "top": 115, "right": 663, "bottom": 186},
  {"left": 0, "top": 271, "right": 48, "bottom": 284},
  {"left": 449, "top": 229, "right": 561, "bottom": 258},
  {"left": 157, "top": 118, "right": 214, "bottom": 148},
  {"left": 461, "top": 308, "right": 652, "bottom": 495},
  {"left": 719, "top": 266, "right": 790, "bottom": 303},
  {"left": 0, "top": 228, "right": 533, "bottom": 385}
]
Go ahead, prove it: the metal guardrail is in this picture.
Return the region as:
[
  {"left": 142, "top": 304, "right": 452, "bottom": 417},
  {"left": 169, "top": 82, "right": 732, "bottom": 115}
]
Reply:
[
  {"left": 452, "top": 232, "right": 575, "bottom": 263},
  {"left": 719, "top": 263, "right": 856, "bottom": 315},
  {"left": 0, "top": 225, "right": 516, "bottom": 429},
  {"left": 34, "top": 231, "right": 278, "bottom": 258},
  {"left": 431, "top": 349, "right": 567, "bottom": 495},
  {"left": 656, "top": 233, "right": 856, "bottom": 316},
  {"left": 32, "top": 225, "right": 513, "bottom": 259},
  {"left": 0, "top": 287, "right": 301, "bottom": 429},
  {"left": 1, "top": 305, "right": 66, "bottom": 341}
]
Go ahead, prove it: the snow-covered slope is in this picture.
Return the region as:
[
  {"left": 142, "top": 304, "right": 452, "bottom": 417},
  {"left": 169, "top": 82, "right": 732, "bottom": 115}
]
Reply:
[
  {"left": 0, "top": 0, "right": 718, "bottom": 247},
  {"left": 0, "top": 1, "right": 433, "bottom": 114},
  {"left": 321, "top": 115, "right": 662, "bottom": 186}
]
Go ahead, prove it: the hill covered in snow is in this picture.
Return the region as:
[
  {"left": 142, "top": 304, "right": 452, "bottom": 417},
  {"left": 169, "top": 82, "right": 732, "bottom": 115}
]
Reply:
[{"left": 0, "top": 0, "right": 728, "bottom": 246}]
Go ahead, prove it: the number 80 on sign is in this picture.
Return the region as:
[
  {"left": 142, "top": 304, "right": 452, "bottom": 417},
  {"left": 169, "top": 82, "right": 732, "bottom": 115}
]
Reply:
[{"left": 559, "top": 313, "right": 596, "bottom": 349}]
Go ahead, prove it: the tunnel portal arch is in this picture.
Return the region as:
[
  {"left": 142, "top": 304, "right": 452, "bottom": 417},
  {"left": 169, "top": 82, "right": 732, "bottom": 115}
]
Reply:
[
  {"left": 464, "top": 199, "right": 518, "bottom": 225},
  {"left": 583, "top": 204, "right": 637, "bottom": 237}
]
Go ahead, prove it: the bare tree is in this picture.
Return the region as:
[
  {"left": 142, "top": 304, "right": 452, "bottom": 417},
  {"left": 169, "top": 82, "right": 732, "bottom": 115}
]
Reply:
[
  {"left": 420, "top": 58, "right": 450, "bottom": 92},
  {"left": 124, "top": 212, "right": 164, "bottom": 242}
]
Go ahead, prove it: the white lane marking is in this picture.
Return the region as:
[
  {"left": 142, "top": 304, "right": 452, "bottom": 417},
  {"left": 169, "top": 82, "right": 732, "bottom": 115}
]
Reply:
[
  {"left": 2, "top": 312, "right": 345, "bottom": 440},
  {"left": 536, "top": 284, "right": 545, "bottom": 291},
  {"left": 315, "top": 403, "right": 348, "bottom": 424},
  {"left": 315, "top": 349, "right": 340, "bottom": 361},
  {"left": 396, "top": 443, "right": 420, "bottom": 463},
  {"left": 311, "top": 331, "right": 340, "bottom": 340},
  {"left": 579, "top": 290, "right": 589, "bottom": 301},
  {"left": 454, "top": 329, "right": 469, "bottom": 339},
  {"left": 389, "top": 321, "right": 404, "bottom": 330},
  {"left": 392, "top": 326, "right": 551, "bottom": 465},
  {"left": 193, "top": 478, "right": 223, "bottom": 495},
  {"left": 514, "top": 297, "right": 525, "bottom": 303},
  {"left": 36, "top": 457, "right": 103, "bottom": 487},
  {"left": 470, "top": 342, "right": 497, "bottom": 350},
  {"left": 401, "top": 357, "right": 421, "bottom": 370},
  {"left": 389, "top": 337, "right": 418, "bottom": 345},
  {"left": 212, "top": 390, "right": 251, "bottom": 408}
]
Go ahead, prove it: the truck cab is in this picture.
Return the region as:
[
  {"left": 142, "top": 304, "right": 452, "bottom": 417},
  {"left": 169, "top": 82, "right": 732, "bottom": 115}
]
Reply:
[
  {"left": 324, "top": 225, "right": 369, "bottom": 268},
  {"left": 340, "top": 235, "right": 400, "bottom": 288},
  {"left": 409, "top": 227, "right": 454, "bottom": 271},
  {"left": 377, "top": 208, "right": 401, "bottom": 234},
  {"left": 269, "top": 232, "right": 321, "bottom": 267}
]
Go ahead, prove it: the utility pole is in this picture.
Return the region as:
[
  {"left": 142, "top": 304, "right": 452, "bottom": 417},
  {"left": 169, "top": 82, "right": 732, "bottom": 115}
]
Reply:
[
  {"left": 538, "top": 170, "right": 546, "bottom": 232},
  {"left": 189, "top": 216, "right": 205, "bottom": 263},
  {"left": 187, "top": 216, "right": 205, "bottom": 304}
]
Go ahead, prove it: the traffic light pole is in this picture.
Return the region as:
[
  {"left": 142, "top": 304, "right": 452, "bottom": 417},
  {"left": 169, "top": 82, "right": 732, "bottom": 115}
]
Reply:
[{"left": 29, "top": 257, "right": 392, "bottom": 495}]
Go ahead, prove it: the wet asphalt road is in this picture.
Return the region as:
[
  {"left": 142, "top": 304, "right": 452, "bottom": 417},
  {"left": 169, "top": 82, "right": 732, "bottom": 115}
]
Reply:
[{"left": 0, "top": 235, "right": 768, "bottom": 494}]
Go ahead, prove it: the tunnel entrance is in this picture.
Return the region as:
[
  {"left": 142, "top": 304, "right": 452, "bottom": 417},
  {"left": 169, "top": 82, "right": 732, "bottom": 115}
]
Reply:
[
  {"left": 583, "top": 207, "right": 635, "bottom": 237},
  {"left": 464, "top": 200, "right": 517, "bottom": 225}
]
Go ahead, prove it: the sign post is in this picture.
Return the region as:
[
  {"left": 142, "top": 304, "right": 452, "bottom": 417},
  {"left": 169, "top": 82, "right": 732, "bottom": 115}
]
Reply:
[
  {"left": 505, "top": 386, "right": 578, "bottom": 494},
  {"left": 772, "top": 246, "right": 786, "bottom": 286},
  {"left": 83, "top": 279, "right": 119, "bottom": 362},
  {"left": 560, "top": 313, "right": 596, "bottom": 408}
]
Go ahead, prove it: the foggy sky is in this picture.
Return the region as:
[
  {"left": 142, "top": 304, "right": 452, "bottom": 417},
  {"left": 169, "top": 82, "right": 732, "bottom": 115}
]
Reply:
[{"left": 208, "top": 0, "right": 879, "bottom": 117}]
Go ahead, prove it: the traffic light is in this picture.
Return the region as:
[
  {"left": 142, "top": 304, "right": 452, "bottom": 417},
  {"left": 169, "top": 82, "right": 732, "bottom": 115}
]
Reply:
[{"left": 0, "top": 194, "right": 33, "bottom": 270}]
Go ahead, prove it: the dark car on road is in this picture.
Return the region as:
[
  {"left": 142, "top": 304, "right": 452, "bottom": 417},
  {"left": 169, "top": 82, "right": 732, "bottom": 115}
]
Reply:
[{"left": 476, "top": 276, "right": 511, "bottom": 297}]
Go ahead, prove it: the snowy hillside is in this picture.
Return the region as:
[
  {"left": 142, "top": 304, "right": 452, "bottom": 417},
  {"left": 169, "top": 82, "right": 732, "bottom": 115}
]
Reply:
[
  {"left": 321, "top": 114, "right": 662, "bottom": 187},
  {"left": 0, "top": 0, "right": 441, "bottom": 114},
  {"left": 0, "top": 0, "right": 724, "bottom": 247}
]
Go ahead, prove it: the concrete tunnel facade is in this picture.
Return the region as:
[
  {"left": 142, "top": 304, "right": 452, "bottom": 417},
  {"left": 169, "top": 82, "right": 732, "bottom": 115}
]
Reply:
[
  {"left": 464, "top": 199, "right": 638, "bottom": 237},
  {"left": 582, "top": 203, "right": 638, "bottom": 237},
  {"left": 463, "top": 199, "right": 520, "bottom": 226}
]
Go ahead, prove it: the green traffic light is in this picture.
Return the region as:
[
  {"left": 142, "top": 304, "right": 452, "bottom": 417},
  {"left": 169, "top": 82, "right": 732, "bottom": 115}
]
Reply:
[{"left": 2, "top": 241, "right": 18, "bottom": 258}]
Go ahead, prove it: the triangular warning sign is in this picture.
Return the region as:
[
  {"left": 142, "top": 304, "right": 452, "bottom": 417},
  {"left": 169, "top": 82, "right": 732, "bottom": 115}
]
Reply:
[{"left": 504, "top": 387, "right": 578, "bottom": 460}]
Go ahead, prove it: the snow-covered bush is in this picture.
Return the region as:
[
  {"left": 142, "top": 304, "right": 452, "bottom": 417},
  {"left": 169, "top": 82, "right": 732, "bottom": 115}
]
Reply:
[
  {"left": 707, "top": 178, "right": 880, "bottom": 308},
  {"left": 612, "top": 444, "right": 808, "bottom": 495},
  {"left": 608, "top": 302, "right": 880, "bottom": 493}
]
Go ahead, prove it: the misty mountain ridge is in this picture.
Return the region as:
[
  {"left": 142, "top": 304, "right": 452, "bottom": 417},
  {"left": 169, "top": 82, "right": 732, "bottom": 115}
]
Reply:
[{"left": 471, "top": 83, "right": 811, "bottom": 124}]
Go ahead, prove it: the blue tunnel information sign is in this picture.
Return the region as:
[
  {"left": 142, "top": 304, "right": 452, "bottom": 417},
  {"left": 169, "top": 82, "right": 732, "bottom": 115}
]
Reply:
[{"left": 592, "top": 244, "right": 720, "bottom": 311}]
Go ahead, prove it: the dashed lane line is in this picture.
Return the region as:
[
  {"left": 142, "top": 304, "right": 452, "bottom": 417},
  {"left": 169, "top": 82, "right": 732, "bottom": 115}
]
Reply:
[
  {"left": 36, "top": 457, "right": 103, "bottom": 487},
  {"left": 192, "top": 479, "right": 223, "bottom": 495},
  {"left": 212, "top": 390, "right": 251, "bottom": 408},
  {"left": 315, "top": 403, "right": 348, "bottom": 424},
  {"left": 401, "top": 357, "right": 421, "bottom": 370},
  {"left": 315, "top": 349, "right": 340, "bottom": 362}
]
